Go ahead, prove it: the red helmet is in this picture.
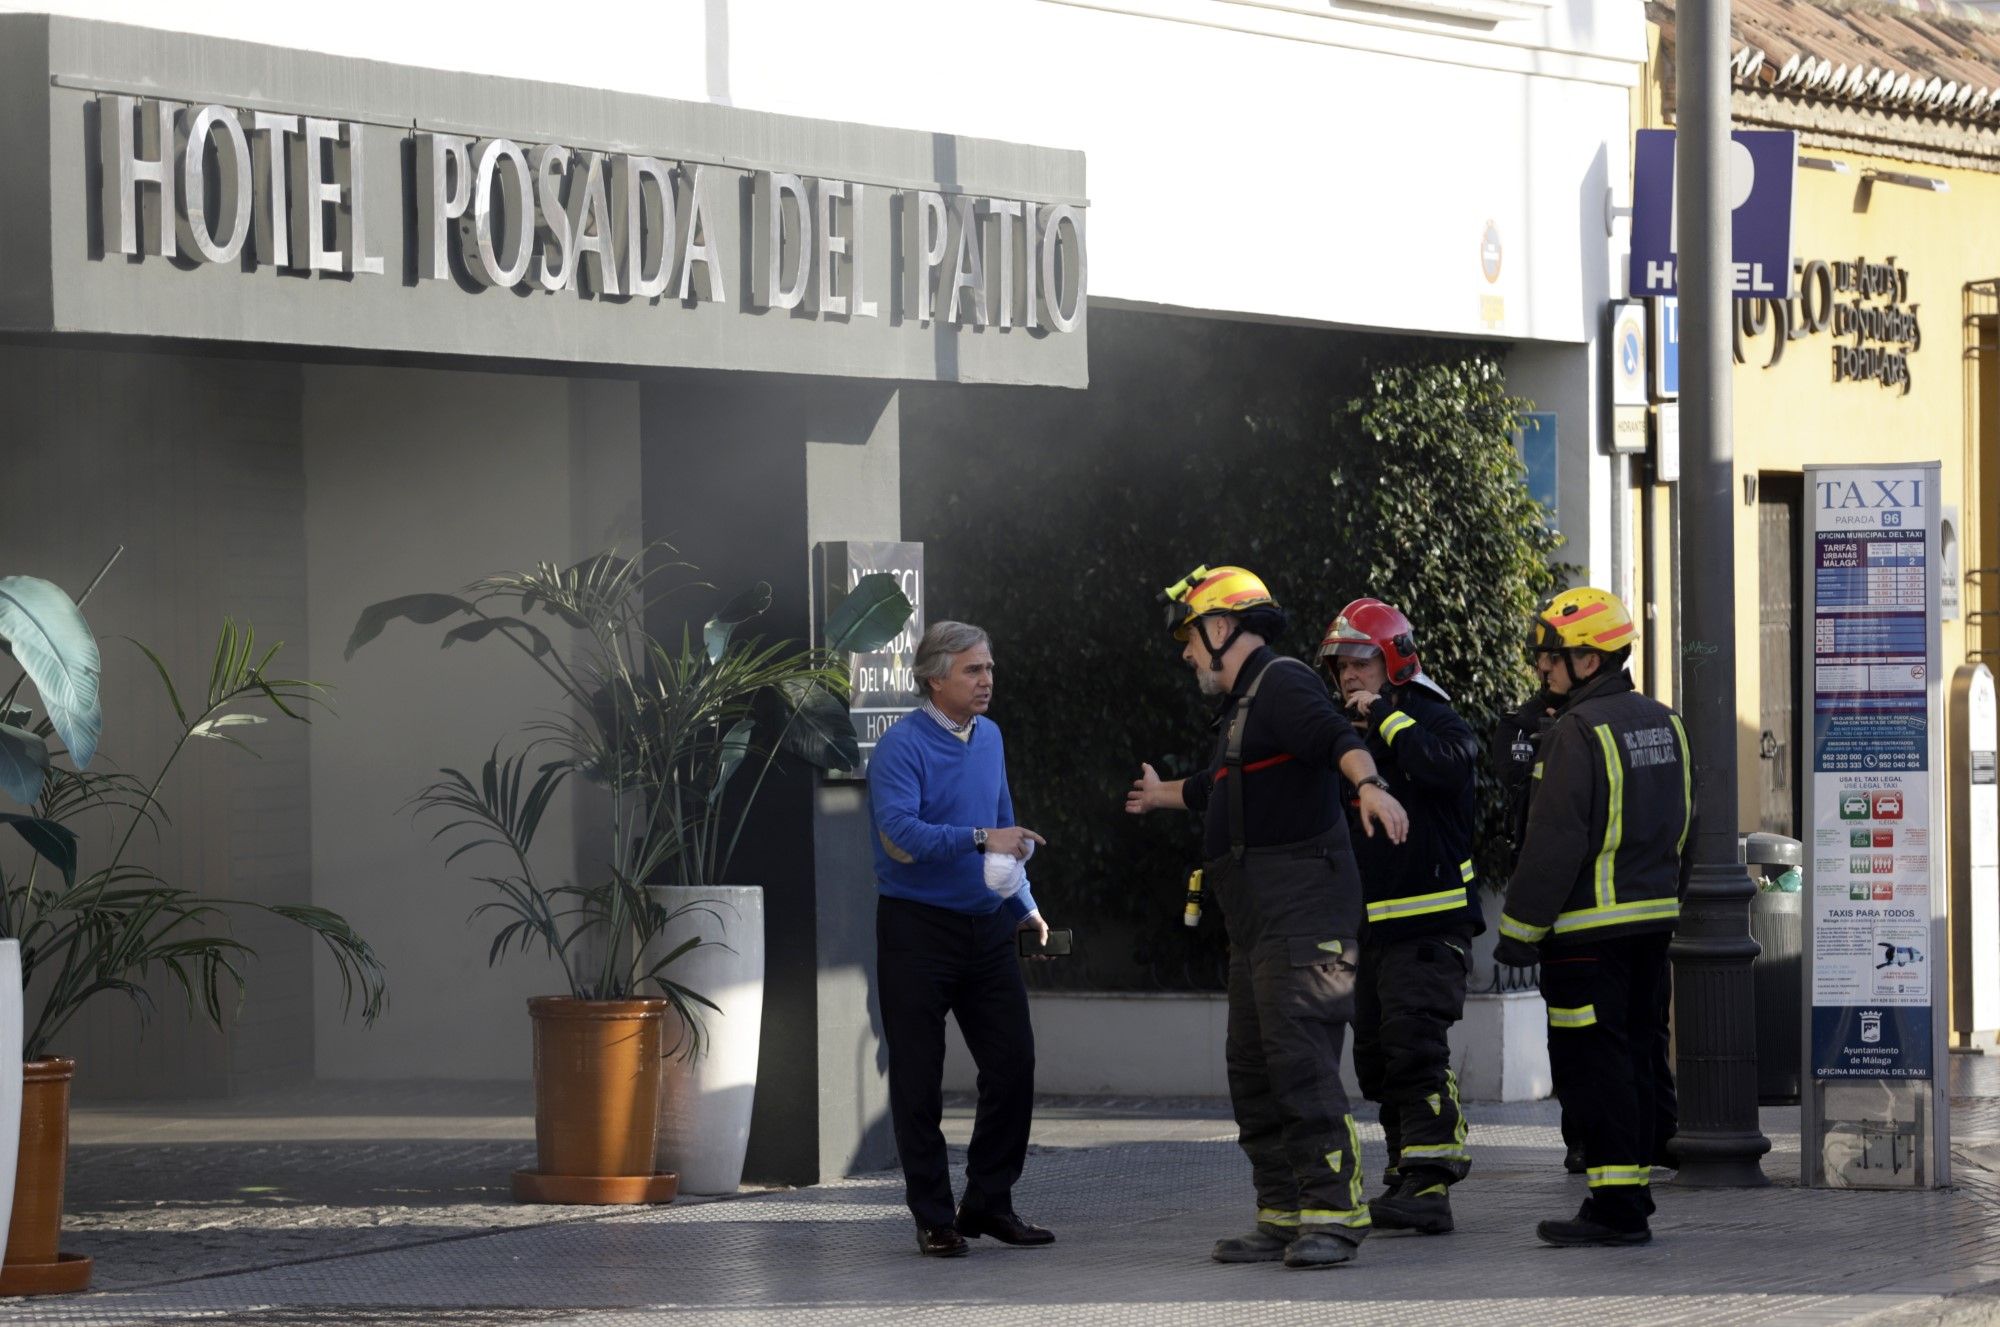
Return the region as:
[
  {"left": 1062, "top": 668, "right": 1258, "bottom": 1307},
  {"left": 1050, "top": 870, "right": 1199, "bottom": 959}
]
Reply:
[{"left": 1320, "top": 598, "right": 1421, "bottom": 686}]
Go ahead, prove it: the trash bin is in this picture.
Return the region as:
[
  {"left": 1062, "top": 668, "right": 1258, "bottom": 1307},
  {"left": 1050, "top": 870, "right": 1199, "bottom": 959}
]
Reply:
[{"left": 1743, "top": 831, "right": 1804, "bottom": 1105}]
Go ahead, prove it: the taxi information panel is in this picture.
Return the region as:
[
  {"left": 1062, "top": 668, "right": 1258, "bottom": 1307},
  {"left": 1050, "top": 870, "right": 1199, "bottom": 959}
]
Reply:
[{"left": 1801, "top": 462, "right": 1947, "bottom": 1188}]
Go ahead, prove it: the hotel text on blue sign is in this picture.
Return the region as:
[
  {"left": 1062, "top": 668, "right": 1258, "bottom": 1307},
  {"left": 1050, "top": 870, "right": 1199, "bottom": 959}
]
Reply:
[{"left": 1629, "top": 128, "right": 1797, "bottom": 299}]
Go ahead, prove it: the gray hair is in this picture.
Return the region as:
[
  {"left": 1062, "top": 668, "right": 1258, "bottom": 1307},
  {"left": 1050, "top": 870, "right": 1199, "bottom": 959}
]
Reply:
[{"left": 913, "top": 621, "right": 991, "bottom": 694}]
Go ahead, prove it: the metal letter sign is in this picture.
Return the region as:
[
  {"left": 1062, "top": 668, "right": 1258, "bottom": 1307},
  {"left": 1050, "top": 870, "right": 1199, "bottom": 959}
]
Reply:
[
  {"left": 1629, "top": 128, "right": 1798, "bottom": 299},
  {"left": 816, "top": 541, "right": 925, "bottom": 778},
  {"left": 1801, "top": 462, "right": 1948, "bottom": 1188}
]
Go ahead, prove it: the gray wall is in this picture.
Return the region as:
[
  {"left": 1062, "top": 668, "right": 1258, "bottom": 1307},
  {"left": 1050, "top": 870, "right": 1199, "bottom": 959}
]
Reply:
[
  {"left": 302, "top": 365, "right": 640, "bottom": 1079},
  {"left": 0, "top": 343, "right": 314, "bottom": 1098},
  {"left": 641, "top": 373, "right": 901, "bottom": 1186}
]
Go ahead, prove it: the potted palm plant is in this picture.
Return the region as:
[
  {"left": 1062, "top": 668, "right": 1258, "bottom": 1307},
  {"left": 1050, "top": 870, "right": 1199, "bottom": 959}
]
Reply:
[
  {"left": 347, "top": 545, "right": 909, "bottom": 1202},
  {"left": 0, "top": 557, "right": 389, "bottom": 1295}
]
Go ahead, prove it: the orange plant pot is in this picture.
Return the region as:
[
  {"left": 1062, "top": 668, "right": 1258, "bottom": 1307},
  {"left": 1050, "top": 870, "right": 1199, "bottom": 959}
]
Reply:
[
  {"left": 0, "top": 1058, "right": 91, "bottom": 1295},
  {"left": 516, "top": 997, "right": 676, "bottom": 1203}
]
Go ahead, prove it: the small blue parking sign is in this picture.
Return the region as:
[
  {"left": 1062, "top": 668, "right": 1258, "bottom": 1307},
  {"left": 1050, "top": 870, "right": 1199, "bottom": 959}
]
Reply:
[{"left": 1651, "top": 297, "right": 1679, "bottom": 400}]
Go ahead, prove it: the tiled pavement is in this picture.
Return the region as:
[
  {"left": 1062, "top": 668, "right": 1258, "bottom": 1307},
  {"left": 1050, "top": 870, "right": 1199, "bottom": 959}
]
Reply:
[{"left": 5, "top": 1064, "right": 2000, "bottom": 1325}]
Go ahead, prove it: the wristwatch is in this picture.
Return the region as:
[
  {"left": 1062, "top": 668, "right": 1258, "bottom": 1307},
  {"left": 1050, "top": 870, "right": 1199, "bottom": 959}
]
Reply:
[
  {"left": 1358, "top": 775, "right": 1392, "bottom": 795},
  {"left": 972, "top": 827, "right": 989, "bottom": 850}
]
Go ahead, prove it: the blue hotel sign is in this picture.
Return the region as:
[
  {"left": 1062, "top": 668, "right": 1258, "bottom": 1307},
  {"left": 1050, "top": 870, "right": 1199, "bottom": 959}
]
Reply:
[{"left": 1629, "top": 128, "right": 1797, "bottom": 299}]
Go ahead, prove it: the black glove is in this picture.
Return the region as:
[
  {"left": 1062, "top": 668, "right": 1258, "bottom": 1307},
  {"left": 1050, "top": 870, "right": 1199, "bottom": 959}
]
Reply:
[{"left": 1494, "top": 935, "right": 1542, "bottom": 969}]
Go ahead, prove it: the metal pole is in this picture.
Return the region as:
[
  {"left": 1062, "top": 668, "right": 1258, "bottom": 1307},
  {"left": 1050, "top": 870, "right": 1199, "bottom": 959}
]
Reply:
[{"left": 1668, "top": 0, "right": 1772, "bottom": 1188}]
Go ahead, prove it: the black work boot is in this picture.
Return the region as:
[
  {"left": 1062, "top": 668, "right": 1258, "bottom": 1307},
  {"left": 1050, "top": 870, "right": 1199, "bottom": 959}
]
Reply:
[
  {"left": 1282, "top": 1227, "right": 1360, "bottom": 1269},
  {"left": 1369, "top": 1172, "right": 1454, "bottom": 1234},
  {"left": 1368, "top": 1166, "right": 1403, "bottom": 1208},
  {"left": 1563, "top": 1144, "right": 1588, "bottom": 1175},
  {"left": 1211, "top": 1222, "right": 1297, "bottom": 1263},
  {"left": 1537, "top": 1200, "right": 1651, "bottom": 1247}
]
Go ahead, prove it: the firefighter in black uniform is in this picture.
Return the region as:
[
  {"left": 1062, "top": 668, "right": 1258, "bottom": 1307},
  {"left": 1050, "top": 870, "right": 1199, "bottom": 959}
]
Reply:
[
  {"left": 1125, "top": 565, "right": 1408, "bottom": 1270},
  {"left": 1490, "top": 677, "right": 1586, "bottom": 1173},
  {"left": 1319, "top": 599, "right": 1482, "bottom": 1236},
  {"left": 1493, "top": 587, "right": 1693, "bottom": 1247}
]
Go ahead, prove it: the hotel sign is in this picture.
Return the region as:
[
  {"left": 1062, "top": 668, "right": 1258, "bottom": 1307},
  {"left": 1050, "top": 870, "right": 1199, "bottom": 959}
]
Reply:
[{"left": 96, "top": 95, "right": 1086, "bottom": 334}]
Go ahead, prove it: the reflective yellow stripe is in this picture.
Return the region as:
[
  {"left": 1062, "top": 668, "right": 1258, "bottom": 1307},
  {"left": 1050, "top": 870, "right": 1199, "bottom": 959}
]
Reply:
[
  {"left": 1459, "top": 859, "right": 1476, "bottom": 883},
  {"left": 1670, "top": 713, "right": 1693, "bottom": 857},
  {"left": 1592, "top": 724, "right": 1624, "bottom": 910},
  {"left": 1532, "top": 760, "right": 1544, "bottom": 781},
  {"left": 1366, "top": 886, "right": 1468, "bottom": 923},
  {"left": 1499, "top": 912, "right": 1550, "bottom": 943},
  {"left": 1548, "top": 1004, "right": 1598, "bottom": 1029},
  {"left": 1402, "top": 1143, "right": 1471, "bottom": 1162},
  {"left": 1346, "top": 1115, "right": 1365, "bottom": 1213},
  {"left": 1553, "top": 895, "right": 1681, "bottom": 935},
  {"left": 1298, "top": 1207, "right": 1373, "bottom": 1228},
  {"left": 1258, "top": 1208, "right": 1301, "bottom": 1227},
  {"left": 1379, "top": 711, "right": 1417, "bottom": 746},
  {"left": 1587, "top": 1165, "right": 1652, "bottom": 1188}
]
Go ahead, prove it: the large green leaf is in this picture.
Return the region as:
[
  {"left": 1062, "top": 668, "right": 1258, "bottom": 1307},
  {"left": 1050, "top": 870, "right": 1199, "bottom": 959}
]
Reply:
[
  {"left": 0, "top": 721, "right": 49, "bottom": 805},
  {"left": 709, "top": 719, "right": 754, "bottom": 804},
  {"left": 0, "top": 812, "right": 76, "bottom": 887},
  {"left": 704, "top": 583, "right": 772, "bottom": 663},
  {"left": 343, "top": 593, "right": 473, "bottom": 660},
  {"left": 826, "top": 573, "right": 914, "bottom": 655},
  {"left": 773, "top": 680, "right": 861, "bottom": 772},
  {"left": 442, "top": 617, "right": 554, "bottom": 657},
  {"left": 0, "top": 575, "right": 102, "bottom": 769}
]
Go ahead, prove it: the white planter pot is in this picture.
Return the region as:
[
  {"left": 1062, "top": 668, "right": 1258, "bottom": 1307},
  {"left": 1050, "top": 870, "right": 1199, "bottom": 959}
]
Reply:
[
  {"left": 644, "top": 885, "right": 764, "bottom": 1195},
  {"left": 0, "top": 940, "right": 23, "bottom": 1256}
]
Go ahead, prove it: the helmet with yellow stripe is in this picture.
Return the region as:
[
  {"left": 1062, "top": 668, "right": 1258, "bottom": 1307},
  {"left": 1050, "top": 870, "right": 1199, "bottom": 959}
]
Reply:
[
  {"left": 1161, "top": 565, "right": 1278, "bottom": 641},
  {"left": 1530, "top": 587, "right": 1637, "bottom": 655}
]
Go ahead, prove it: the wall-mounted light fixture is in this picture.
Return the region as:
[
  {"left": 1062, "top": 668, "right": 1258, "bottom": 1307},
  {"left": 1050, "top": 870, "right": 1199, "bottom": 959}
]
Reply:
[
  {"left": 1864, "top": 168, "right": 1950, "bottom": 192},
  {"left": 1799, "top": 156, "right": 1851, "bottom": 173}
]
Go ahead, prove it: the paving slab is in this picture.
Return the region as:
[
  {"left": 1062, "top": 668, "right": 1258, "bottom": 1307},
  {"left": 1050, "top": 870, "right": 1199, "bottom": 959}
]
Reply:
[{"left": 5, "top": 1065, "right": 1999, "bottom": 1325}]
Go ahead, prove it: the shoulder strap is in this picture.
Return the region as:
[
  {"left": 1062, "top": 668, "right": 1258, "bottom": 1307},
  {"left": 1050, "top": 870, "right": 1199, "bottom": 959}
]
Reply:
[{"left": 1225, "top": 656, "right": 1312, "bottom": 861}]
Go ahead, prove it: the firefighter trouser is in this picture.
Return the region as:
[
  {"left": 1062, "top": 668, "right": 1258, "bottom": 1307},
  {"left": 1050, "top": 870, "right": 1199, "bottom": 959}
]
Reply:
[
  {"left": 1559, "top": 944, "right": 1677, "bottom": 1167},
  {"left": 1353, "top": 930, "right": 1472, "bottom": 1186},
  {"left": 1224, "top": 936, "right": 1369, "bottom": 1240},
  {"left": 1538, "top": 931, "right": 1671, "bottom": 1229}
]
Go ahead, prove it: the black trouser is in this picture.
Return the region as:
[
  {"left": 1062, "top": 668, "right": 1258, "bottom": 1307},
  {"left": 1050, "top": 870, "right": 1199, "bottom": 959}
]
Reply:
[
  {"left": 877, "top": 895, "right": 1034, "bottom": 1230},
  {"left": 1560, "top": 944, "right": 1676, "bottom": 1166},
  {"left": 1538, "top": 931, "right": 1671, "bottom": 1230},
  {"left": 1223, "top": 935, "right": 1369, "bottom": 1238},
  {"left": 1353, "top": 929, "right": 1472, "bottom": 1186},
  {"left": 1652, "top": 946, "right": 1678, "bottom": 1165}
]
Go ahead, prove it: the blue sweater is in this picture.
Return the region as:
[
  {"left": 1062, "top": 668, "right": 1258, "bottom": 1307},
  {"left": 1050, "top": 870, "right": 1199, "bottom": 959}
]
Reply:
[{"left": 868, "top": 712, "right": 1037, "bottom": 919}]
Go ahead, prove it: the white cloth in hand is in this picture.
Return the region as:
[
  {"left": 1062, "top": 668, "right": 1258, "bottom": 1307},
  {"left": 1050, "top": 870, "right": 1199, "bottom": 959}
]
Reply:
[{"left": 982, "top": 840, "right": 1034, "bottom": 900}]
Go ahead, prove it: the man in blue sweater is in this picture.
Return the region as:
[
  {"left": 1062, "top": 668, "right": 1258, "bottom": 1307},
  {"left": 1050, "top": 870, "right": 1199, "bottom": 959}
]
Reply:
[{"left": 870, "top": 620, "right": 1052, "bottom": 1258}]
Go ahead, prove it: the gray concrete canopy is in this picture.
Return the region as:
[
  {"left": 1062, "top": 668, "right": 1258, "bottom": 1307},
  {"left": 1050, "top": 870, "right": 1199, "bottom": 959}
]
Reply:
[{"left": 0, "top": 13, "right": 1088, "bottom": 386}]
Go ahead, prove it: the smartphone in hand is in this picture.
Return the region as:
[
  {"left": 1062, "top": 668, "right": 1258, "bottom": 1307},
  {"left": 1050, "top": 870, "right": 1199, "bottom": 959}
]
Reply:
[{"left": 1018, "top": 928, "right": 1075, "bottom": 958}]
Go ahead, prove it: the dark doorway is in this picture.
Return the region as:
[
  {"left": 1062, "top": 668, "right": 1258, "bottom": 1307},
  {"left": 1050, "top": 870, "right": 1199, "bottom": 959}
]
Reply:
[{"left": 1757, "top": 472, "right": 1804, "bottom": 837}]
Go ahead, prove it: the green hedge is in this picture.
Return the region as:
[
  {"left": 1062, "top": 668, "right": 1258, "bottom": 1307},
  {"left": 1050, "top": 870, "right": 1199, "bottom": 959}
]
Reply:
[{"left": 901, "top": 310, "right": 1563, "bottom": 989}]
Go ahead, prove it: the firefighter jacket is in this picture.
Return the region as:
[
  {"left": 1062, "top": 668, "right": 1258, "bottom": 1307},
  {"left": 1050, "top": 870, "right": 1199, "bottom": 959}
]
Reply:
[
  {"left": 1343, "top": 681, "right": 1484, "bottom": 942},
  {"left": 1489, "top": 690, "right": 1559, "bottom": 876},
  {"left": 1498, "top": 669, "right": 1693, "bottom": 951}
]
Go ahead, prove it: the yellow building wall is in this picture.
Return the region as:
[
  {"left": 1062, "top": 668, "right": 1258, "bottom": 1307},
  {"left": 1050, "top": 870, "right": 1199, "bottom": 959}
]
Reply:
[{"left": 1727, "top": 146, "right": 1990, "bottom": 832}]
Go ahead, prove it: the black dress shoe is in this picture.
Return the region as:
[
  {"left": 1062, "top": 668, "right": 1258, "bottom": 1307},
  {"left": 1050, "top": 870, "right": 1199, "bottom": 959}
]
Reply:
[
  {"left": 955, "top": 1207, "right": 1055, "bottom": 1246},
  {"left": 917, "top": 1225, "right": 969, "bottom": 1257}
]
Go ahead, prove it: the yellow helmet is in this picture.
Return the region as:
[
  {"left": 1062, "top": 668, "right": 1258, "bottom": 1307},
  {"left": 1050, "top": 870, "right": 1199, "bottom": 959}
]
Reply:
[
  {"left": 1161, "top": 565, "right": 1277, "bottom": 640},
  {"left": 1531, "top": 587, "right": 1637, "bottom": 653}
]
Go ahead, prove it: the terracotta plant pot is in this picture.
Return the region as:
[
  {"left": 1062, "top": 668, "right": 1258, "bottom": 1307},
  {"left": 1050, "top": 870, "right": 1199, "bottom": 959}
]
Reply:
[
  {"left": 0, "top": 1058, "right": 91, "bottom": 1295},
  {"left": 511, "top": 997, "right": 678, "bottom": 1205}
]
